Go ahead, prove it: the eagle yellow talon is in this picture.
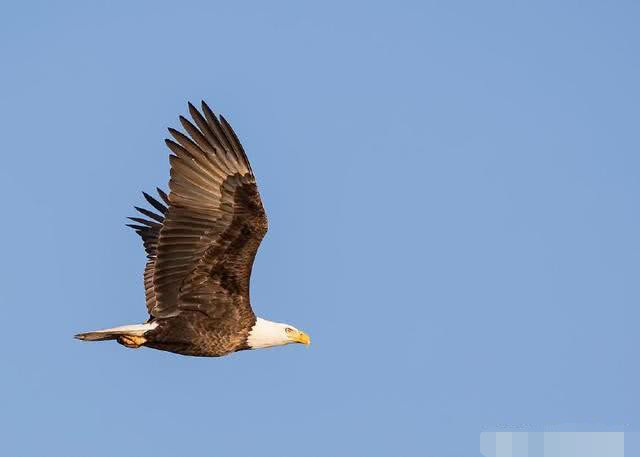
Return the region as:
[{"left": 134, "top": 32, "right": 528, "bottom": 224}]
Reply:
[{"left": 118, "top": 335, "right": 146, "bottom": 348}]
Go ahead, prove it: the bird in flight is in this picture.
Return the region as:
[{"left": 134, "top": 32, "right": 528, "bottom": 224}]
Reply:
[{"left": 75, "top": 101, "right": 310, "bottom": 357}]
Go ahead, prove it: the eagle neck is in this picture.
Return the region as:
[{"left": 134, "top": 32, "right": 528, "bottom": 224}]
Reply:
[{"left": 246, "top": 317, "right": 289, "bottom": 349}]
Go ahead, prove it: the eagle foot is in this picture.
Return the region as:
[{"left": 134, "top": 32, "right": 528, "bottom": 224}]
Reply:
[{"left": 117, "top": 335, "right": 146, "bottom": 348}]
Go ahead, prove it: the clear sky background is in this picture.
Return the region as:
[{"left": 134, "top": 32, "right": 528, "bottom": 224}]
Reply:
[{"left": 1, "top": 1, "right": 638, "bottom": 456}]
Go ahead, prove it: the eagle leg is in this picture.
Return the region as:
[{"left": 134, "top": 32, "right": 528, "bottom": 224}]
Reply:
[{"left": 117, "top": 335, "right": 147, "bottom": 349}]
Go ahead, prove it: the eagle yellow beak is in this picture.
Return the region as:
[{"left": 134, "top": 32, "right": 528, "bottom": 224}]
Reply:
[{"left": 293, "top": 330, "right": 311, "bottom": 346}]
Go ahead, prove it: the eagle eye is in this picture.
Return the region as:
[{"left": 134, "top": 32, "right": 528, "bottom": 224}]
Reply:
[{"left": 285, "top": 327, "right": 295, "bottom": 334}]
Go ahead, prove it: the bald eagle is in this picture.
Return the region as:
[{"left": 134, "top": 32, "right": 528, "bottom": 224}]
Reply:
[{"left": 75, "top": 102, "right": 310, "bottom": 357}]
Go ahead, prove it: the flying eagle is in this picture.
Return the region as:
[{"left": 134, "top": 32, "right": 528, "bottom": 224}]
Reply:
[{"left": 75, "top": 102, "right": 310, "bottom": 357}]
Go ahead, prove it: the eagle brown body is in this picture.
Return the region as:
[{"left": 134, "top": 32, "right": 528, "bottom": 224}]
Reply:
[
  {"left": 74, "top": 101, "right": 311, "bottom": 357},
  {"left": 144, "top": 311, "right": 255, "bottom": 357}
]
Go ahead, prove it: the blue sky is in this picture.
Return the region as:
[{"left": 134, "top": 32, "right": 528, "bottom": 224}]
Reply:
[{"left": 0, "top": 1, "right": 638, "bottom": 456}]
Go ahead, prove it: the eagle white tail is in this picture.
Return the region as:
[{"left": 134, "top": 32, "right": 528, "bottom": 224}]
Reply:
[{"left": 74, "top": 322, "right": 158, "bottom": 341}]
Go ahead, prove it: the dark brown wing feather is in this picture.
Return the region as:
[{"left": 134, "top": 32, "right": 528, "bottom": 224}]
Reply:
[
  {"left": 149, "top": 101, "right": 267, "bottom": 320},
  {"left": 127, "top": 188, "right": 170, "bottom": 313}
]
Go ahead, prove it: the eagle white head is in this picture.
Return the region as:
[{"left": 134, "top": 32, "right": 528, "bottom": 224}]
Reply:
[{"left": 247, "top": 318, "right": 311, "bottom": 349}]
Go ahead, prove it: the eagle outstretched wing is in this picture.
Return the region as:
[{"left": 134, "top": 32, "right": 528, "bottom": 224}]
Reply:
[{"left": 128, "top": 102, "right": 268, "bottom": 320}]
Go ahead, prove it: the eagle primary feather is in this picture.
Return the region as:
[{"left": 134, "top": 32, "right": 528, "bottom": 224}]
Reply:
[{"left": 75, "top": 101, "right": 310, "bottom": 357}]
